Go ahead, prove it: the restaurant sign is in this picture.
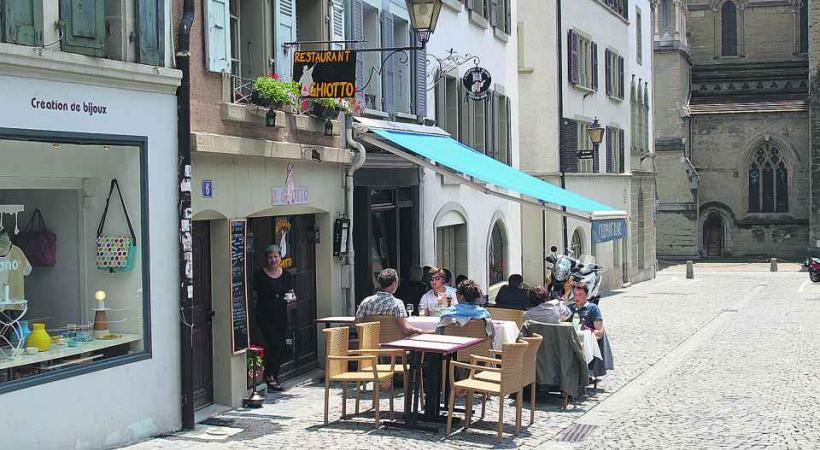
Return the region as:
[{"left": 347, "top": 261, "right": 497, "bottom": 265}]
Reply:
[
  {"left": 462, "top": 67, "right": 492, "bottom": 101},
  {"left": 272, "top": 164, "right": 310, "bottom": 206},
  {"left": 592, "top": 218, "right": 627, "bottom": 244},
  {"left": 293, "top": 50, "right": 356, "bottom": 98}
]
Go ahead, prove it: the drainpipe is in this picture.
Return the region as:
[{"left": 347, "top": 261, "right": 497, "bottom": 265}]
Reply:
[
  {"left": 557, "top": 0, "right": 568, "bottom": 253},
  {"left": 176, "top": 0, "right": 195, "bottom": 431},
  {"left": 344, "top": 118, "right": 366, "bottom": 314}
]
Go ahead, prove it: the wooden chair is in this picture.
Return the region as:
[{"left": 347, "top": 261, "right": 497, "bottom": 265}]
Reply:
[
  {"left": 445, "top": 341, "right": 528, "bottom": 442},
  {"left": 323, "top": 326, "right": 396, "bottom": 426},
  {"left": 476, "top": 334, "right": 543, "bottom": 425},
  {"left": 485, "top": 306, "right": 526, "bottom": 328}
]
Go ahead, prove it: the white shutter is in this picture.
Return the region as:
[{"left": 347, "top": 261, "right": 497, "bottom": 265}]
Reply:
[
  {"left": 275, "top": 0, "right": 297, "bottom": 80},
  {"left": 331, "top": 0, "right": 345, "bottom": 50},
  {"left": 205, "top": 0, "right": 231, "bottom": 73}
]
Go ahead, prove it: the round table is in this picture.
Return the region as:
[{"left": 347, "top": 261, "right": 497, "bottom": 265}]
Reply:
[
  {"left": 406, "top": 316, "right": 519, "bottom": 350},
  {"left": 576, "top": 329, "right": 603, "bottom": 364}
]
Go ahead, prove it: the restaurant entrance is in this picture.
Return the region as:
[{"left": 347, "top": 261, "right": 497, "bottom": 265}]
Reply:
[{"left": 247, "top": 215, "right": 318, "bottom": 379}]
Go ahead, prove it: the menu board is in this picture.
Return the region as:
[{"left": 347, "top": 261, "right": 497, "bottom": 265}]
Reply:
[{"left": 229, "top": 219, "right": 249, "bottom": 354}]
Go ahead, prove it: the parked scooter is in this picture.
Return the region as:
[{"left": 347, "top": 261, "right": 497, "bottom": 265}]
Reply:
[
  {"left": 804, "top": 256, "right": 820, "bottom": 282},
  {"left": 573, "top": 261, "right": 603, "bottom": 305},
  {"left": 545, "top": 246, "right": 576, "bottom": 301}
]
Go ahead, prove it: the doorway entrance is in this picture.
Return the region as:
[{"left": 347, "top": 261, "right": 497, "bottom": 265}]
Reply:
[
  {"left": 191, "top": 221, "right": 215, "bottom": 410},
  {"left": 247, "top": 214, "right": 318, "bottom": 380},
  {"left": 703, "top": 214, "right": 724, "bottom": 257}
]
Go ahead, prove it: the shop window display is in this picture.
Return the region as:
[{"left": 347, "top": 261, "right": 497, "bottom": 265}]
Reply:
[{"left": 0, "top": 138, "right": 147, "bottom": 388}]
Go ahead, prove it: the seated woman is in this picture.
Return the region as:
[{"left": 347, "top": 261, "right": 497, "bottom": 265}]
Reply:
[
  {"left": 437, "top": 279, "right": 494, "bottom": 337},
  {"left": 522, "top": 285, "right": 569, "bottom": 324},
  {"left": 419, "top": 266, "right": 458, "bottom": 314}
]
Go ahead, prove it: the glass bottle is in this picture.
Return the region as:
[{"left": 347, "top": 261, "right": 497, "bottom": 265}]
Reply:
[{"left": 571, "top": 312, "right": 581, "bottom": 330}]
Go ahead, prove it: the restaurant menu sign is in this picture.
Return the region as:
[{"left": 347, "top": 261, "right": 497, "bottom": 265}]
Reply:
[
  {"left": 229, "top": 219, "right": 249, "bottom": 353},
  {"left": 293, "top": 50, "right": 356, "bottom": 98},
  {"left": 462, "top": 67, "right": 492, "bottom": 101}
]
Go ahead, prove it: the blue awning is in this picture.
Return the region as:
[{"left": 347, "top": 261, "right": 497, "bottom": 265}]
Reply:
[{"left": 356, "top": 120, "right": 626, "bottom": 223}]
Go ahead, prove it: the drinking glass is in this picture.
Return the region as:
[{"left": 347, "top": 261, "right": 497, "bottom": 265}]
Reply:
[{"left": 405, "top": 304, "right": 414, "bottom": 316}]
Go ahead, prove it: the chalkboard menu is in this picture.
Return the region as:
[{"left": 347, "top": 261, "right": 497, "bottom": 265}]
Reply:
[{"left": 229, "top": 219, "right": 249, "bottom": 354}]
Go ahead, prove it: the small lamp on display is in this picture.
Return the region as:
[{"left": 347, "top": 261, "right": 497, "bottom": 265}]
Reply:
[{"left": 93, "top": 290, "right": 110, "bottom": 339}]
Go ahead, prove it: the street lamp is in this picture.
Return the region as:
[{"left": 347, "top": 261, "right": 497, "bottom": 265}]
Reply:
[
  {"left": 405, "top": 0, "right": 443, "bottom": 45},
  {"left": 587, "top": 117, "right": 605, "bottom": 148}
]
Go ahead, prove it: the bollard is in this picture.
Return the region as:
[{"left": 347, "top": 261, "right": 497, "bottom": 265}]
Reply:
[
  {"left": 770, "top": 258, "right": 778, "bottom": 272},
  {"left": 686, "top": 260, "right": 694, "bottom": 279}
]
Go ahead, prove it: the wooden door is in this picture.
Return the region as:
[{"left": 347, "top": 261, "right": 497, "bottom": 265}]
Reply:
[
  {"left": 703, "top": 215, "right": 724, "bottom": 257},
  {"left": 191, "top": 221, "right": 214, "bottom": 410}
]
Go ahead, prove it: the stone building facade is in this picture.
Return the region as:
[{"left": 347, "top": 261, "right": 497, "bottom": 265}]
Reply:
[{"left": 654, "top": 0, "right": 812, "bottom": 260}]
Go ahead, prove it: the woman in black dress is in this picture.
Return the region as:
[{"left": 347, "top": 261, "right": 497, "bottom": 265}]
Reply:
[{"left": 253, "top": 244, "right": 293, "bottom": 392}]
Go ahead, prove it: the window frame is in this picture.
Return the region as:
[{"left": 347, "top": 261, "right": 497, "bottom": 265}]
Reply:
[
  {"left": 577, "top": 121, "right": 594, "bottom": 173},
  {"left": 0, "top": 127, "right": 153, "bottom": 395},
  {"left": 747, "top": 143, "right": 789, "bottom": 214},
  {"left": 720, "top": 1, "right": 738, "bottom": 58},
  {"left": 636, "top": 7, "right": 642, "bottom": 65},
  {"left": 574, "top": 31, "right": 596, "bottom": 91},
  {"left": 487, "top": 220, "right": 507, "bottom": 286}
]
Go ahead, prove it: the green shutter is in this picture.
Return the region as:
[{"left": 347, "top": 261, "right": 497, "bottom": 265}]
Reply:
[
  {"left": 60, "top": 0, "right": 106, "bottom": 57},
  {"left": 137, "top": 0, "right": 164, "bottom": 65},
  {"left": 4, "top": 0, "right": 44, "bottom": 46}
]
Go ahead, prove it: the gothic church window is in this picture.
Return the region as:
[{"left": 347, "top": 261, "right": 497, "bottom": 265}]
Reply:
[
  {"left": 800, "top": 0, "right": 808, "bottom": 54},
  {"left": 721, "top": 1, "right": 738, "bottom": 57},
  {"left": 748, "top": 144, "right": 788, "bottom": 213}
]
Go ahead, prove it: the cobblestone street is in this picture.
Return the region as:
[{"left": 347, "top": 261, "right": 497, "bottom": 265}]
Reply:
[{"left": 122, "top": 263, "right": 819, "bottom": 449}]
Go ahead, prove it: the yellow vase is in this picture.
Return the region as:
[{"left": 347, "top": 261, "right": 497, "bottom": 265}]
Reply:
[{"left": 28, "top": 323, "right": 51, "bottom": 352}]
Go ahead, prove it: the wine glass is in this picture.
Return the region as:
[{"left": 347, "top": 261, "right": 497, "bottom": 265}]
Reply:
[{"left": 405, "top": 304, "right": 414, "bottom": 316}]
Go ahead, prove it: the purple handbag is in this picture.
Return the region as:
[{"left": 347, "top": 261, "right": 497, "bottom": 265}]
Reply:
[{"left": 13, "top": 209, "right": 57, "bottom": 267}]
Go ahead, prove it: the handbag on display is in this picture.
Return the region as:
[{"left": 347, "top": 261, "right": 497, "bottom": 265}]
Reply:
[
  {"left": 13, "top": 209, "right": 57, "bottom": 267},
  {"left": 96, "top": 179, "right": 137, "bottom": 273}
]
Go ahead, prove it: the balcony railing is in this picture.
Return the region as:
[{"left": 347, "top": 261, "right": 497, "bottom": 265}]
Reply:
[{"left": 231, "top": 74, "right": 254, "bottom": 105}]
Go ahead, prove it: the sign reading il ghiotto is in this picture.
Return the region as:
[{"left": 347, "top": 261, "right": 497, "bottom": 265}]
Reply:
[
  {"left": 30, "top": 97, "right": 109, "bottom": 117},
  {"left": 293, "top": 50, "right": 356, "bottom": 98}
]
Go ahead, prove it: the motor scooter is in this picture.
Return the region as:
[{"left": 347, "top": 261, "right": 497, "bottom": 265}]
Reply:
[
  {"left": 804, "top": 256, "right": 820, "bottom": 282},
  {"left": 572, "top": 261, "right": 603, "bottom": 304},
  {"left": 545, "top": 246, "right": 576, "bottom": 301}
]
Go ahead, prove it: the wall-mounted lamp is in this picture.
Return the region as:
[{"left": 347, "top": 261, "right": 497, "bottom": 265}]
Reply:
[
  {"left": 266, "top": 108, "right": 276, "bottom": 127},
  {"left": 324, "top": 119, "right": 333, "bottom": 136}
]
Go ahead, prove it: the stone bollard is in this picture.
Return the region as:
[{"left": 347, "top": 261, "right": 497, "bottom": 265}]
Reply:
[
  {"left": 770, "top": 258, "right": 778, "bottom": 272},
  {"left": 686, "top": 261, "right": 694, "bottom": 279}
]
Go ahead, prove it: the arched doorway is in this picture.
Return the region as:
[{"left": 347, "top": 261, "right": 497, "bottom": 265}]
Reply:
[{"left": 703, "top": 214, "right": 725, "bottom": 257}]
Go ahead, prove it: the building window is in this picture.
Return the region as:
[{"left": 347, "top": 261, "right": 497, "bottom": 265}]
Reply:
[
  {"left": 488, "top": 221, "right": 507, "bottom": 285},
  {"left": 605, "top": 49, "right": 625, "bottom": 100},
  {"left": 571, "top": 228, "right": 584, "bottom": 258},
  {"left": 0, "top": 137, "right": 148, "bottom": 389},
  {"left": 470, "top": 0, "right": 489, "bottom": 20},
  {"left": 568, "top": 29, "right": 598, "bottom": 91},
  {"left": 492, "top": 93, "right": 511, "bottom": 165},
  {"left": 577, "top": 121, "right": 594, "bottom": 173},
  {"left": 636, "top": 8, "right": 643, "bottom": 65},
  {"left": 800, "top": 0, "right": 808, "bottom": 54},
  {"left": 602, "top": 0, "right": 628, "bottom": 20},
  {"left": 473, "top": 98, "right": 487, "bottom": 153},
  {"left": 492, "top": 0, "right": 512, "bottom": 34},
  {"left": 435, "top": 74, "right": 460, "bottom": 139},
  {"left": 660, "top": 0, "right": 671, "bottom": 33},
  {"left": 229, "top": 0, "right": 241, "bottom": 77},
  {"left": 608, "top": 127, "right": 625, "bottom": 173},
  {"left": 721, "top": 1, "right": 738, "bottom": 57},
  {"left": 748, "top": 144, "right": 788, "bottom": 213},
  {"left": 437, "top": 222, "right": 468, "bottom": 283}
]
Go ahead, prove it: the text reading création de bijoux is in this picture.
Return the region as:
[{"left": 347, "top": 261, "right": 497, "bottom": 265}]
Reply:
[{"left": 30, "top": 97, "right": 108, "bottom": 116}]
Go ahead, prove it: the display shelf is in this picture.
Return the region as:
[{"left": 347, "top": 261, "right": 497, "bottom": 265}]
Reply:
[{"left": 0, "top": 333, "right": 141, "bottom": 371}]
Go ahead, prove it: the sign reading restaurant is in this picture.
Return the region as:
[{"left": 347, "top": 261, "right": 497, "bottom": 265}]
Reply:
[{"left": 293, "top": 50, "right": 356, "bottom": 98}]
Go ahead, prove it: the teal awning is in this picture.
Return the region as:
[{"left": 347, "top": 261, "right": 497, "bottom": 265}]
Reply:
[{"left": 356, "top": 121, "right": 626, "bottom": 222}]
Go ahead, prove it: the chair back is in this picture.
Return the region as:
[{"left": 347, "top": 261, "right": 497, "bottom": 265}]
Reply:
[
  {"left": 499, "top": 341, "right": 528, "bottom": 395},
  {"left": 354, "top": 321, "right": 380, "bottom": 371},
  {"left": 323, "top": 326, "right": 350, "bottom": 379},
  {"left": 360, "top": 315, "right": 405, "bottom": 344},
  {"left": 442, "top": 319, "right": 492, "bottom": 362},
  {"left": 520, "top": 334, "right": 543, "bottom": 386},
  {"left": 485, "top": 306, "right": 525, "bottom": 328},
  {"left": 521, "top": 321, "right": 588, "bottom": 393}
]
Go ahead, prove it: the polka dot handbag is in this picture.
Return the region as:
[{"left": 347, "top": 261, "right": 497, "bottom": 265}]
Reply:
[{"left": 96, "top": 179, "right": 137, "bottom": 273}]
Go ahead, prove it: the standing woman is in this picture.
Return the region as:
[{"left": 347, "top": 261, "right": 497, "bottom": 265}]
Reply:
[{"left": 253, "top": 244, "right": 293, "bottom": 392}]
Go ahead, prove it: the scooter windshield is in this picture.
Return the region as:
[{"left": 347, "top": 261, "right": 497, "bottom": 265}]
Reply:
[{"left": 554, "top": 257, "right": 572, "bottom": 281}]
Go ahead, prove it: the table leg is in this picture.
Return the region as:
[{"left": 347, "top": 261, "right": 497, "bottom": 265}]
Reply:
[{"left": 422, "top": 353, "right": 443, "bottom": 422}]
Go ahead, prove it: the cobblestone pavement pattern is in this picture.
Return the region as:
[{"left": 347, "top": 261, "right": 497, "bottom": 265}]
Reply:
[{"left": 121, "top": 263, "right": 820, "bottom": 449}]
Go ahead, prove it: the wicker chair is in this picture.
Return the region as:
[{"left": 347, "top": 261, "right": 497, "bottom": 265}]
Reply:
[
  {"left": 441, "top": 319, "right": 493, "bottom": 363},
  {"left": 445, "top": 341, "right": 528, "bottom": 442},
  {"left": 477, "top": 334, "right": 543, "bottom": 425},
  {"left": 323, "top": 326, "right": 396, "bottom": 426},
  {"left": 485, "top": 306, "right": 526, "bottom": 328},
  {"left": 355, "top": 322, "right": 408, "bottom": 412}
]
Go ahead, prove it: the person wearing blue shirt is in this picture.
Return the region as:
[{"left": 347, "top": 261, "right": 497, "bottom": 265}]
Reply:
[
  {"left": 439, "top": 279, "right": 491, "bottom": 322},
  {"left": 566, "top": 281, "right": 604, "bottom": 340}
]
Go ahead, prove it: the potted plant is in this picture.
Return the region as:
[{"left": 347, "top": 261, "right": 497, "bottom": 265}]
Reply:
[
  {"left": 251, "top": 74, "right": 300, "bottom": 111},
  {"left": 246, "top": 351, "right": 265, "bottom": 388},
  {"left": 306, "top": 97, "right": 357, "bottom": 119}
]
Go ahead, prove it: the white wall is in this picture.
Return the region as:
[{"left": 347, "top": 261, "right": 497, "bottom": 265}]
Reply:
[
  {"left": 423, "top": 1, "right": 522, "bottom": 288},
  {"left": 0, "top": 72, "right": 180, "bottom": 449},
  {"left": 629, "top": 0, "right": 654, "bottom": 155}
]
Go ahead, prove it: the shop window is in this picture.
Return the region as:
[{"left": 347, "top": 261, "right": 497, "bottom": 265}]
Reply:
[
  {"left": 488, "top": 221, "right": 506, "bottom": 286},
  {"left": 748, "top": 144, "right": 788, "bottom": 213},
  {"left": 0, "top": 137, "right": 147, "bottom": 389},
  {"left": 721, "top": 1, "right": 737, "bottom": 57}
]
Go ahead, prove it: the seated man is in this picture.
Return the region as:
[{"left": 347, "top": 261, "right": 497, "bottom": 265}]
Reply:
[
  {"left": 356, "top": 268, "right": 428, "bottom": 335},
  {"left": 565, "top": 281, "right": 604, "bottom": 340},
  {"left": 494, "top": 274, "right": 529, "bottom": 309},
  {"left": 522, "top": 285, "right": 570, "bottom": 324},
  {"left": 437, "top": 279, "right": 494, "bottom": 337}
]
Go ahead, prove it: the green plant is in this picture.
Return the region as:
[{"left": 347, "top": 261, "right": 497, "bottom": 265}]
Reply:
[
  {"left": 246, "top": 352, "right": 264, "bottom": 370},
  {"left": 310, "top": 97, "right": 357, "bottom": 115},
  {"left": 253, "top": 75, "right": 300, "bottom": 107}
]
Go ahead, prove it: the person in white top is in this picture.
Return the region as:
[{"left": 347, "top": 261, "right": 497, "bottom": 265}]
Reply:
[{"left": 419, "top": 266, "right": 458, "bottom": 314}]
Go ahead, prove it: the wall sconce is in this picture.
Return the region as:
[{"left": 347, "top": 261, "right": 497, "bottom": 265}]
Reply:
[
  {"left": 324, "top": 119, "right": 333, "bottom": 136},
  {"left": 266, "top": 108, "right": 276, "bottom": 127}
]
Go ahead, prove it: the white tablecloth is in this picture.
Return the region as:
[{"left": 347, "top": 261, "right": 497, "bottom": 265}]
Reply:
[
  {"left": 406, "top": 317, "right": 519, "bottom": 350},
  {"left": 576, "top": 329, "right": 603, "bottom": 364}
]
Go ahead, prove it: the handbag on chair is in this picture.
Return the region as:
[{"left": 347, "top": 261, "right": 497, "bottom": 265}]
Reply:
[
  {"left": 96, "top": 179, "right": 137, "bottom": 273},
  {"left": 13, "top": 209, "right": 57, "bottom": 267}
]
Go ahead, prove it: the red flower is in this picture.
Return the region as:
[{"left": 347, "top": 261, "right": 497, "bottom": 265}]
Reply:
[{"left": 270, "top": 73, "right": 280, "bottom": 80}]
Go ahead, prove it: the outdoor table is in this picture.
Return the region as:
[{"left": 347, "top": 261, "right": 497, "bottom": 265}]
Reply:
[
  {"left": 576, "top": 328, "right": 603, "bottom": 364},
  {"left": 314, "top": 316, "right": 355, "bottom": 329},
  {"left": 382, "top": 334, "right": 485, "bottom": 431},
  {"left": 405, "top": 316, "right": 519, "bottom": 350}
]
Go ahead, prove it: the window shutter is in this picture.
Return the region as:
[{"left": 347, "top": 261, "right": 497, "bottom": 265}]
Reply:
[
  {"left": 618, "top": 56, "right": 624, "bottom": 99},
  {"left": 60, "top": 0, "right": 106, "bottom": 57},
  {"left": 435, "top": 71, "right": 445, "bottom": 126},
  {"left": 137, "top": 0, "right": 163, "bottom": 65},
  {"left": 560, "top": 119, "right": 578, "bottom": 173},
  {"left": 415, "top": 32, "right": 427, "bottom": 118},
  {"left": 330, "top": 0, "right": 345, "bottom": 50},
  {"left": 605, "top": 50, "right": 612, "bottom": 96},
  {"left": 204, "top": 0, "right": 231, "bottom": 73},
  {"left": 505, "top": 96, "right": 511, "bottom": 164},
  {"left": 490, "top": 0, "right": 498, "bottom": 28},
  {"left": 4, "top": 0, "right": 44, "bottom": 46},
  {"left": 487, "top": 93, "right": 496, "bottom": 157},
  {"left": 381, "top": 6, "right": 395, "bottom": 113},
  {"left": 618, "top": 129, "right": 625, "bottom": 173},
  {"left": 591, "top": 42, "right": 598, "bottom": 91},
  {"left": 467, "top": 0, "right": 475, "bottom": 11},
  {"left": 351, "top": 0, "right": 364, "bottom": 105},
  {"left": 505, "top": 0, "right": 511, "bottom": 34},
  {"left": 568, "top": 29, "right": 579, "bottom": 85},
  {"left": 275, "top": 0, "right": 297, "bottom": 80},
  {"left": 605, "top": 127, "right": 613, "bottom": 173},
  {"left": 460, "top": 85, "right": 471, "bottom": 145}
]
